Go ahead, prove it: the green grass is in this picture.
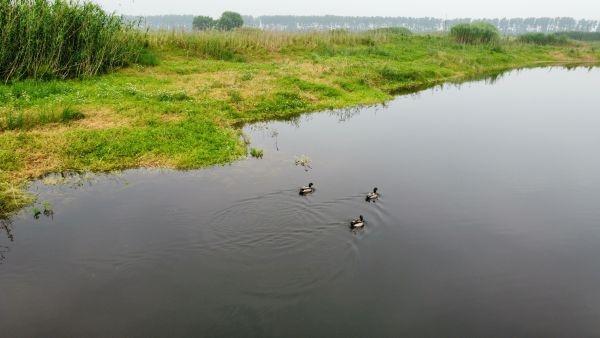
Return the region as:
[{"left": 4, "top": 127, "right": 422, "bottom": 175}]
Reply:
[
  {"left": 0, "top": 29, "right": 598, "bottom": 218},
  {"left": 0, "top": 105, "right": 85, "bottom": 131}
]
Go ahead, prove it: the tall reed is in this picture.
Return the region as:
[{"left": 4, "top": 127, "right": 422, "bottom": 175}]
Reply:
[
  {"left": 450, "top": 22, "right": 500, "bottom": 44},
  {"left": 147, "top": 28, "right": 396, "bottom": 60},
  {"left": 0, "top": 0, "right": 147, "bottom": 82}
]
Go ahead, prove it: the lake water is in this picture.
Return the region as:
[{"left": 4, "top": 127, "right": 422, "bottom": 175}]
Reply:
[{"left": 2, "top": 67, "right": 600, "bottom": 337}]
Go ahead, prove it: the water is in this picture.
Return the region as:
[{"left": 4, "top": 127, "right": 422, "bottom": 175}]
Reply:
[{"left": 2, "top": 67, "right": 600, "bottom": 337}]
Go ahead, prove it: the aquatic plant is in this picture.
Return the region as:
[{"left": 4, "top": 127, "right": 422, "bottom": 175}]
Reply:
[
  {"left": 295, "top": 155, "right": 312, "bottom": 171},
  {"left": 271, "top": 129, "right": 279, "bottom": 151},
  {"left": 250, "top": 147, "right": 264, "bottom": 159},
  {"left": 32, "top": 207, "right": 41, "bottom": 219},
  {"left": 450, "top": 22, "right": 500, "bottom": 44},
  {"left": 42, "top": 201, "right": 54, "bottom": 217}
]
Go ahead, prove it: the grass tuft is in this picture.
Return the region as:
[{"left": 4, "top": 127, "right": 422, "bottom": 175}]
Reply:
[
  {"left": 156, "top": 90, "right": 190, "bottom": 102},
  {"left": 61, "top": 107, "right": 85, "bottom": 122},
  {"left": 250, "top": 148, "right": 263, "bottom": 158}
]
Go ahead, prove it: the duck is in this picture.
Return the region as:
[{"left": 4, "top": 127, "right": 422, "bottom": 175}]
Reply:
[
  {"left": 299, "top": 183, "right": 315, "bottom": 195},
  {"left": 366, "top": 187, "right": 379, "bottom": 201},
  {"left": 350, "top": 215, "right": 365, "bottom": 228}
]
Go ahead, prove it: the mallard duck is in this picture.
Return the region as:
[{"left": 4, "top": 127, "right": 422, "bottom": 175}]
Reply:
[
  {"left": 299, "top": 183, "right": 315, "bottom": 195},
  {"left": 350, "top": 215, "right": 365, "bottom": 228},
  {"left": 366, "top": 187, "right": 379, "bottom": 201}
]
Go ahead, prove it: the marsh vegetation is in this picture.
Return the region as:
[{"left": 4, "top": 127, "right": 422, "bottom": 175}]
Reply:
[
  {"left": 518, "top": 33, "right": 570, "bottom": 45},
  {"left": 450, "top": 22, "right": 500, "bottom": 44},
  {"left": 0, "top": 0, "right": 149, "bottom": 82}
]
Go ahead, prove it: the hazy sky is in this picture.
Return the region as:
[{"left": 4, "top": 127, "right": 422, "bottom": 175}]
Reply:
[{"left": 92, "top": 0, "right": 600, "bottom": 19}]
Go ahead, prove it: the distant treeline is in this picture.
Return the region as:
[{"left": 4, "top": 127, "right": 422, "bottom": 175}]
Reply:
[
  {"left": 129, "top": 15, "right": 600, "bottom": 35},
  {"left": 559, "top": 31, "right": 600, "bottom": 41},
  {"left": 130, "top": 14, "right": 194, "bottom": 30}
]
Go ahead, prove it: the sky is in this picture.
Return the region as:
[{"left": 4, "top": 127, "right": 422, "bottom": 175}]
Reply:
[{"left": 92, "top": 0, "right": 600, "bottom": 20}]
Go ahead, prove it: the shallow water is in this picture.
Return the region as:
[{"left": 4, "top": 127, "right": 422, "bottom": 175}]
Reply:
[{"left": 2, "top": 67, "right": 600, "bottom": 337}]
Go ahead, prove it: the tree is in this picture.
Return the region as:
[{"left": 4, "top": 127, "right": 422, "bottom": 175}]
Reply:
[
  {"left": 217, "top": 11, "right": 243, "bottom": 31},
  {"left": 193, "top": 16, "right": 215, "bottom": 31}
]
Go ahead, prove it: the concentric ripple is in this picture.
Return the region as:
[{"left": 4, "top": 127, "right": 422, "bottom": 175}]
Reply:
[{"left": 201, "top": 190, "right": 390, "bottom": 298}]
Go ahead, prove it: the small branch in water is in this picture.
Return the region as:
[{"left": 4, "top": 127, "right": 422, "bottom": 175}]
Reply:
[{"left": 271, "top": 129, "right": 279, "bottom": 151}]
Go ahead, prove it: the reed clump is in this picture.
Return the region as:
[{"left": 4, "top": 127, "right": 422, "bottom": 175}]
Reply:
[
  {"left": 148, "top": 28, "right": 394, "bottom": 60},
  {"left": 518, "top": 33, "right": 569, "bottom": 45},
  {"left": 450, "top": 22, "right": 500, "bottom": 44},
  {"left": 0, "top": 0, "right": 148, "bottom": 82}
]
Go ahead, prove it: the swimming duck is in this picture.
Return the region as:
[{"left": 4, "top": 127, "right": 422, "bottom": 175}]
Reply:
[
  {"left": 366, "top": 187, "right": 379, "bottom": 201},
  {"left": 350, "top": 215, "right": 365, "bottom": 228},
  {"left": 299, "top": 183, "right": 315, "bottom": 195}
]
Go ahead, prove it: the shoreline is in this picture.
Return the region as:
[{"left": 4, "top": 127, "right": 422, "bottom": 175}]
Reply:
[{"left": 1, "top": 33, "right": 599, "bottom": 218}]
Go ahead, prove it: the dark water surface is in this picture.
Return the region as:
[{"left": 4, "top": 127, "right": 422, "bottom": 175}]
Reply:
[{"left": 2, "top": 67, "right": 600, "bottom": 337}]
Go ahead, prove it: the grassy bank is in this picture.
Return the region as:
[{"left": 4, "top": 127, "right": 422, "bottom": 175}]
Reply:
[{"left": 1, "top": 29, "right": 599, "bottom": 217}]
